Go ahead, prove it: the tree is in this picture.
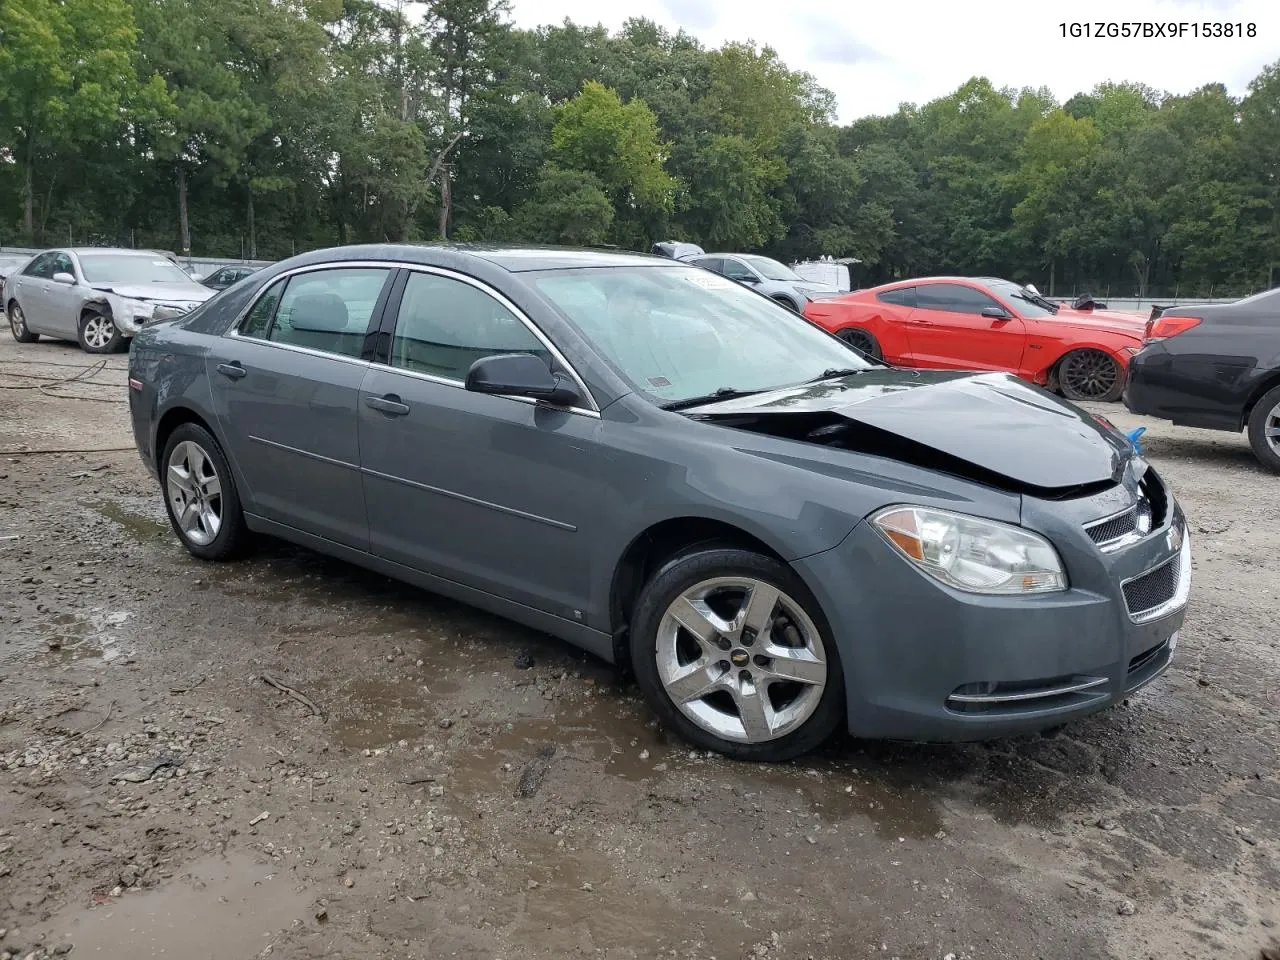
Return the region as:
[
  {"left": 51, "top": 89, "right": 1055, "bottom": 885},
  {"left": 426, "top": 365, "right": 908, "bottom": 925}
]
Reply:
[
  {"left": 0, "top": 0, "right": 161, "bottom": 240},
  {"left": 515, "top": 165, "right": 613, "bottom": 245},
  {"left": 549, "top": 81, "right": 675, "bottom": 237}
]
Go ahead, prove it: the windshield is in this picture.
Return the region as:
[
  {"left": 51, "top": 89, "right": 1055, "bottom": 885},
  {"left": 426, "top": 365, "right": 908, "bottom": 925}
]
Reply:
[
  {"left": 531, "top": 266, "right": 872, "bottom": 405},
  {"left": 80, "top": 254, "right": 194, "bottom": 285},
  {"left": 742, "top": 256, "right": 803, "bottom": 282},
  {"left": 983, "top": 279, "right": 1058, "bottom": 318}
]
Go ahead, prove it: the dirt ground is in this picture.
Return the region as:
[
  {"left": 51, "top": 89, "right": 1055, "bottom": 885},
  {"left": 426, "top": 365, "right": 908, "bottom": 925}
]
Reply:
[{"left": 1, "top": 334, "right": 1278, "bottom": 960}]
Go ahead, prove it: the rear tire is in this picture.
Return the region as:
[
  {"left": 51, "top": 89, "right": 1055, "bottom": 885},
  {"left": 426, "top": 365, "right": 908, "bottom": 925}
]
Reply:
[
  {"left": 837, "top": 326, "right": 882, "bottom": 361},
  {"left": 1246, "top": 384, "right": 1280, "bottom": 474},
  {"left": 1058, "top": 349, "right": 1124, "bottom": 403},
  {"left": 160, "top": 423, "right": 251, "bottom": 561},
  {"left": 78, "top": 308, "right": 124, "bottom": 354},
  {"left": 629, "top": 546, "right": 844, "bottom": 763},
  {"left": 8, "top": 301, "right": 38, "bottom": 343}
]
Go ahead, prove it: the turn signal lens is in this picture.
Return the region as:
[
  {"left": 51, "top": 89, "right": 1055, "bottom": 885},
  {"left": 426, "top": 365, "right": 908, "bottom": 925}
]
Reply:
[
  {"left": 872, "top": 506, "right": 1068, "bottom": 594},
  {"left": 1145, "top": 316, "right": 1201, "bottom": 342}
]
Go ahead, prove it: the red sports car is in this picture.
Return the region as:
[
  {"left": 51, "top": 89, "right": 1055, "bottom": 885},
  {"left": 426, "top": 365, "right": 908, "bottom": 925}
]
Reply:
[{"left": 802, "top": 276, "right": 1147, "bottom": 402}]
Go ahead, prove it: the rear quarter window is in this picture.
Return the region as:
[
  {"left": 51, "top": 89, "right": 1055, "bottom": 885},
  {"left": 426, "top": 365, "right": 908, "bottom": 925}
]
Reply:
[{"left": 876, "top": 287, "right": 916, "bottom": 307}]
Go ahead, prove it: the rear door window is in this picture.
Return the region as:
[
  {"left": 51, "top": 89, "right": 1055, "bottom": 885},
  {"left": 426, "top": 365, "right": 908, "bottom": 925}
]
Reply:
[
  {"left": 239, "top": 268, "right": 392, "bottom": 358},
  {"left": 23, "top": 253, "right": 56, "bottom": 279},
  {"left": 876, "top": 287, "right": 916, "bottom": 307}
]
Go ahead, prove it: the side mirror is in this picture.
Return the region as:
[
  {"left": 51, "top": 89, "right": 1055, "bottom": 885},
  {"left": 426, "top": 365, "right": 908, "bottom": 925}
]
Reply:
[
  {"left": 981, "top": 306, "right": 1011, "bottom": 320},
  {"left": 738, "top": 276, "right": 759, "bottom": 284},
  {"left": 1024, "top": 284, "right": 1042, "bottom": 297},
  {"left": 465, "top": 353, "right": 581, "bottom": 407},
  {"left": 52, "top": 272, "right": 76, "bottom": 285}
]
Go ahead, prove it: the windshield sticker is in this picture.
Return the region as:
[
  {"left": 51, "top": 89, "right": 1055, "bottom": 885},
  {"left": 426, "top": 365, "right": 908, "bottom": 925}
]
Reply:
[
  {"left": 684, "top": 272, "right": 735, "bottom": 290},
  {"left": 647, "top": 376, "right": 672, "bottom": 388}
]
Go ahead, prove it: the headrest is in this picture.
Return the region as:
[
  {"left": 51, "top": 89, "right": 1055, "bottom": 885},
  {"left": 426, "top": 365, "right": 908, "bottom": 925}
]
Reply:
[{"left": 288, "top": 293, "right": 349, "bottom": 332}]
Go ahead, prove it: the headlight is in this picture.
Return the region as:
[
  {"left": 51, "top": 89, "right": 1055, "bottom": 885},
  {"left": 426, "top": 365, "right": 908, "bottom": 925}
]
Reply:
[
  {"left": 872, "top": 506, "right": 1067, "bottom": 594},
  {"left": 151, "top": 304, "right": 188, "bottom": 320},
  {"left": 109, "top": 297, "right": 155, "bottom": 323}
]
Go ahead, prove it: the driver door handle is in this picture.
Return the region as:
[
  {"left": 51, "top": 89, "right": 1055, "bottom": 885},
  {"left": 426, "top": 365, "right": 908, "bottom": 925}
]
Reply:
[
  {"left": 216, "top": 362, "right": 247, "bottom": 380},
  {"left": 365, "top": 394, "right": 410, "bottom": 417}
]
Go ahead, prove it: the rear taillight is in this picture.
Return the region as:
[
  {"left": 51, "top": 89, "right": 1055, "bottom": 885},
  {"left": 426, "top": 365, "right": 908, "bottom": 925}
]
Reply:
[{"left": 1145, "top": 315, "right": 1201, "bottom": 343}]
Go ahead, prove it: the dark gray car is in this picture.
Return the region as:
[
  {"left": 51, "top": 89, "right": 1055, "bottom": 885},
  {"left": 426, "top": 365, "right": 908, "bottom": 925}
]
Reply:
[{"left": 127, "top": 244, "right": 1191, "bottom": 761}]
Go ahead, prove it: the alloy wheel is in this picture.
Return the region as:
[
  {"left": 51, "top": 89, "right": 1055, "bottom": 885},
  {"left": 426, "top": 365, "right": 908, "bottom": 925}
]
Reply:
[
  {"left": 655, "top": 577, "right": 828, "bottom": 744},
  {"left": 839, "top": 327, "right": 876, "bottom": 356},
  {"left": 1061, "top": 350, "right": 1119, "bottom": 400},
  {"left": 1266, "top": 400, "right": 1280, "bottom": 456},
  {"left": 10, "top": 304, "right": 25, "bottom": 337},
  {"left": 83, "top": 314, "right": 116, "bottom": 350},
  {"left": 166, "top": 440, "right": 223, "bottom": 547}
]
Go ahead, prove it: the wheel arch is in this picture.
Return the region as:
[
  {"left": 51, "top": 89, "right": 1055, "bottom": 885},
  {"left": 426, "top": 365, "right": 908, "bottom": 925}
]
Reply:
[
  {"left": 607, "top": 516, "right": 790, "bottom": 670},
  {"left": 770, "top": 293, "right": 799, "bottom": 311},
  {"left": 154, "top": 404, "right": 219, "bottom": 470},
  {"left": 1040, "top": 341, "right": 1130, "bottom": 390},
  {"left": 1242, "top": 370, "right": 1280, "bottom": 429}
]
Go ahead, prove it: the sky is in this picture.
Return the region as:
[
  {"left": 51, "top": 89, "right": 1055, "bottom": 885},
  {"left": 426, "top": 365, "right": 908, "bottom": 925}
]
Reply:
[{"left": 506, "top": 0, "right": 1280, "bottom": 122}]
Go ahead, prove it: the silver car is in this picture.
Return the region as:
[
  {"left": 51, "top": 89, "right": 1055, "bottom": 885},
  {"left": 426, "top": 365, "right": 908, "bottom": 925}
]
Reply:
[
  {"left": 684, "top": 254, "right": 841, "bottom": 312},
  {"left": 6, "top": 248, "right": 214, "bottom": 353}
]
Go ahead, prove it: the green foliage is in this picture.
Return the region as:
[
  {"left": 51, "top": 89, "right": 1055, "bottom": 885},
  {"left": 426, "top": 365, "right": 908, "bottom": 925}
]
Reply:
[
  {"left": 0, "top": 6, "right": 1277, "bottom": 296},
  {"left": 550, "top": 81, "right": 675, "bottom": 218},
  {"left": 515, "top": 166, "right": 613, "bottom": 246}
]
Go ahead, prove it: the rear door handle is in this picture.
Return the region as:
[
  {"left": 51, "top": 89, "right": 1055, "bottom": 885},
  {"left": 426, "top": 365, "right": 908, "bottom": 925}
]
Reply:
[
  {"left": 216, "top": 362, "right": 247, "bottom": 380},
  {"left": 365, "top": 394, "right": 410, "bottom": 417}
]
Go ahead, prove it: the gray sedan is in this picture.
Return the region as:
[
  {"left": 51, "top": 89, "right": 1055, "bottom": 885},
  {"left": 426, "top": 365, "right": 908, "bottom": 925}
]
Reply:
[
  {"left": 6, "top": 248, "right": 213, "bottom": 353},
  {"left": 684, "top": 253, "right": 841, "bottom": 311},
  {"left": 127, "top": 244, "right": 1190, "bottom": 761}
]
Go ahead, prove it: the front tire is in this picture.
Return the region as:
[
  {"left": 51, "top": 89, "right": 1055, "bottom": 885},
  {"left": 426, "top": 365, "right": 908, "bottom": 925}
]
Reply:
[
  {"left": 629, "top": 547, "right": 844, "bottom": 762},
  {"left": 8, "top": 301, "right": 38, "bottom": 343},
  {"left": 1058, "top": 349, "right": 1124, "bottom": 402},
  {"left": 78, "top": 308, "right": 124, "bottom": 354},
  {"left": 1246, "top": 384, "right": 1280, "bottom": 474},
  {"left": 160, "top": 423, "right": 250, "bottom": 561},
  {"left": 771, "top": 295, "right": 800, "bottom": 312}
]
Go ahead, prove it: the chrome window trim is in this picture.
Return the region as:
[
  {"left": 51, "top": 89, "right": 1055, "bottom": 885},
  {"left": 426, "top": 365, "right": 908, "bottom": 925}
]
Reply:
[{"left": 222, "top": 259, "right": 602, "bottom": 419}]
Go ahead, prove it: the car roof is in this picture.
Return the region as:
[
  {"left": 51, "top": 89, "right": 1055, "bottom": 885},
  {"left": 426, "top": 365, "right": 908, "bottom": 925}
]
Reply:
[{"left": 276, "top": 243, "right": 673, "bottom": 274}]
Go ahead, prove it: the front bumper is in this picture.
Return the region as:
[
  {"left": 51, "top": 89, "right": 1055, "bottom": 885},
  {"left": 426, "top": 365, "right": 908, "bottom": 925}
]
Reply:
[{"left": 795, "top": 478, "right": 1189, "bottom": 742}]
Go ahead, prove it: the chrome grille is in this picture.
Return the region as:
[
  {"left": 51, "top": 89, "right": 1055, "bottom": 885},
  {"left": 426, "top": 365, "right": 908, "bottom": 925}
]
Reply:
[
  {"left": 1122, "top": 555, "right": 1180, "bottom": 617},
  {"left": 1085, "top": 506, "right": 1138, "bottom": 547}
]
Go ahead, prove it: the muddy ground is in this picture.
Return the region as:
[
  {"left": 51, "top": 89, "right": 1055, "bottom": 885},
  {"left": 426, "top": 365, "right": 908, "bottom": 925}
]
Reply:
[{"left": 0, "top": 334, "right": 1277, "bottom": 960}]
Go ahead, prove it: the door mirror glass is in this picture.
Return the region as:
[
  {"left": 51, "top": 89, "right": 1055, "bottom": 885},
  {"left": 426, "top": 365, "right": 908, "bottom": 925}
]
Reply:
[
  {"left": 52, "top": 272, "right": 76, "bottom": 285},
  {"left": 981, "top": 306, "right": 1010, "bottom": 319},
  {"left": 465, "top": 353, "right": 581, "bottom": 407}
]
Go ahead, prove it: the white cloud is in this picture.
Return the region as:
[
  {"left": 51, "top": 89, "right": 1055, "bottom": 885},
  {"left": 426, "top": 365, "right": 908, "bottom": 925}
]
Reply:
[{"left": 508, "top": 0, "right": 1280, "bottom": 121}]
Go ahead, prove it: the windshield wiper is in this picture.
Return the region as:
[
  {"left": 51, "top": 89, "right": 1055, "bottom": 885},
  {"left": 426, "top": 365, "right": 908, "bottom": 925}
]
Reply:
[
  {"left": 806, "top": 367, "right": 863, "bottom": 383},
  {"left": 1013, "top": 291, "right": 1058, "bottom": 314},
  {"left": 661, "top": 387, "right": 764, "bottom": 412}
]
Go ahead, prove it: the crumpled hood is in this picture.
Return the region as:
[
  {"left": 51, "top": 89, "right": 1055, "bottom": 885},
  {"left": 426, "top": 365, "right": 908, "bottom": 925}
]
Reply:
[
  {"left": 91, "top": 282, "right": 214, "bottom": 305},
  {"left": 1051, "top": 306, "right": 1147, "bottom": 338},
  {"left": 687, "top": 369, "right": 1131, "bottom": 490}
]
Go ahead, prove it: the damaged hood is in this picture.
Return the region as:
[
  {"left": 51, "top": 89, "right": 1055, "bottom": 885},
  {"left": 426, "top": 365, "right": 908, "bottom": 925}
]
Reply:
[
  {"left": 91, "top": 282, "right": 214, "bottom": 305},
  {"left": 686, "top": 370, "right": 1132, "bottom": 490},
  {"left": 1049, "top": 306, "right": 1147, "bottom": 337}
]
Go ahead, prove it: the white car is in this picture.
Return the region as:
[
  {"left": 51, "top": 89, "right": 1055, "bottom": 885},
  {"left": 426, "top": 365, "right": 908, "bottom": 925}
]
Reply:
[{"left": 6, "top": 248, "right": 214, "bottom": 353}]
